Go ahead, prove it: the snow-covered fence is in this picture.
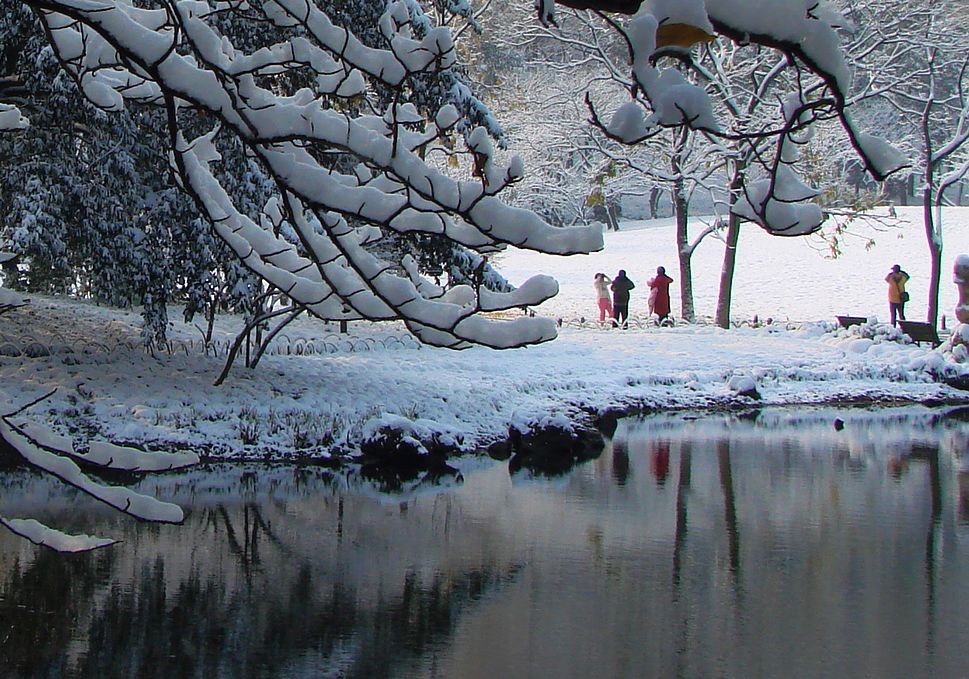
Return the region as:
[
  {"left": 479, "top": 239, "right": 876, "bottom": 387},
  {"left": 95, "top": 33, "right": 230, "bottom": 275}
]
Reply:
[
  {"left": 248, "top": 333, "right": 421, "bottom": 356},
  {"left": 553, "top": 316, "right": 805, "bottom": 332},
  {"left": 161, "top": 333, "right": 422, "bottom": 358},
  {"left": 556, "top": 317, "right": 662, "bottom": 331},
  {"left": 0, "top": 333, "right": 141, "bottom": 359},
  {"left": 0, "top": 331, "right": 421, "bottom": 360}
]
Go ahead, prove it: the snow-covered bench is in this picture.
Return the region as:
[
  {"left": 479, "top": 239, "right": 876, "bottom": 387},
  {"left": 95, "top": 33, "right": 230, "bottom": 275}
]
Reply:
[
  {"left": 899, "top": 320, "right": 942, "bottom": 348},
  {"left": 836, "top": 315, "right": 867, "bottom": 329}
]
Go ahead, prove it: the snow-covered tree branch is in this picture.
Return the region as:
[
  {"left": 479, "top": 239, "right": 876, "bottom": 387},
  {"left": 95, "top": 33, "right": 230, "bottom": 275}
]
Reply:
[
  {"left": 541, "top": 0, "right": 907, "bottom": 236},
  {"left": 0, "top": 389, "right": 196, "bottom": 552},
  {"left": 0, "top": 102, "right": 28, "bottom": 131},
  {"left": 10, "top": 0, "right": 602, "bottom": 351}
]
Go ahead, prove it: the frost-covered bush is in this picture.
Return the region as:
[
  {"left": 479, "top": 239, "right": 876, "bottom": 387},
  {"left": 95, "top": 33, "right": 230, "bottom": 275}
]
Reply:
[
  {"left": 0, "top": 8, "right": 270, "bottom": 346},
  {"left": 942, "top": 324, "right": 969, "bottom": 364}
]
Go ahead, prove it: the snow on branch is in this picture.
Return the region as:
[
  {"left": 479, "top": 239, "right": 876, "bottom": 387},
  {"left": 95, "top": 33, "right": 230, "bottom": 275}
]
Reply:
[
  {"left": 0, "top": 391, "right": 191, "bottom": 552},
  {"left": 0, "top": 518, "right": 118, "bottom": 553},
  {"left": 0, "top": 103, "right": 29, "bottom": 131},
  {"left": 0, "top": 289, "right": 27, "bottom": 316},
  {"left": 704, "top": 3, "right": 906, "bottom": 182},
  {"left": 1, "top": 418, "right": 187, "bottom": 523},
  {"left": 19, "top": 0, "right": 603, "bottom": 350},
  {"left": 564, "top": 0, "right": 907, "bottom": 236}
]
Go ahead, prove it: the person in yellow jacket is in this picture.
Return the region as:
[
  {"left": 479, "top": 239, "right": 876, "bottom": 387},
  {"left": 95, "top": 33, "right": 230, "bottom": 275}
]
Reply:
[{"left": 885, "top": 264, "right": 910, "bottom": 327}]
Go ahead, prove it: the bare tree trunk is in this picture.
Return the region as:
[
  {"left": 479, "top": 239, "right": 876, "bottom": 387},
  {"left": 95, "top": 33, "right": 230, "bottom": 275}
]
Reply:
[
  {"left": 715, "top": 212, "right": 741, "bottom": 328},
  {"left": 204, "top": 300, "right": 216, "bottom": 346},
  {"left": 924, "top": 185, "right": 942, "bottom": 326},
  {"left": 919, "top": 91, "right": 942, "bottom": 328},
  {"left": 671, "top": 129, "right": 695, "bottom": 323},
  {"left": 674, "top": 179, "right": 695, "bottom": 322},
  {"left": 606, "top": 200, "right": 621, "bottom": 231},
  {"left": 647, "top": 186, "right": 661, "bottom": 219},
  {"left": 250, "top": 306, "right": 305, "bottom": 370},
  {"left": 715, "top": 165, "right": 746, "bottom": 328}
]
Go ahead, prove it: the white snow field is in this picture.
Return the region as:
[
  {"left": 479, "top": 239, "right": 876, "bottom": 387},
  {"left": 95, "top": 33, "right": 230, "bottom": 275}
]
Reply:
[
  {"left": 1, "top": 207, "right": 968, "bottom": 459},
  {"left": 500, "top": 206, "right": 968, "bottom": 326}
]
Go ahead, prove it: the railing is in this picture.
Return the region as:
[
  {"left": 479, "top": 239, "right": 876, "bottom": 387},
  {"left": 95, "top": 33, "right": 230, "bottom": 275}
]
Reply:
[
  {"left": 11, "top": 314, "right": 937, "bottom": 360},
  {"left": 552, "top": 315, "right": 805, "bottom": 331},
  {"left": 0, "top": 331, "right": 422, "bottom": 360}
]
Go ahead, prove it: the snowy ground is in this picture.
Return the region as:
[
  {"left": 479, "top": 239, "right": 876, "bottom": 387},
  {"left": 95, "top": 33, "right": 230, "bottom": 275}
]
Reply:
[
  {"left": 1, "top": 207, "right": 968, "bottom": 460},
  {"left": 500, "top": 206, "right": 969, "bottom": 325}
]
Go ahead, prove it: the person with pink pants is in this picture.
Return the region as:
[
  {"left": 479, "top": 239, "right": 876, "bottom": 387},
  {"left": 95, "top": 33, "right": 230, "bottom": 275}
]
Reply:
[{"left": 594, "top": 273, "right": 613, "bottom": 324}]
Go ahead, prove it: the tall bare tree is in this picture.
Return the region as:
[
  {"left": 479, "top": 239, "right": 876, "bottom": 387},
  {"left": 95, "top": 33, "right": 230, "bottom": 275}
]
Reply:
[{"left": 848, "top": 0, "right": 969, "bottom": 326}]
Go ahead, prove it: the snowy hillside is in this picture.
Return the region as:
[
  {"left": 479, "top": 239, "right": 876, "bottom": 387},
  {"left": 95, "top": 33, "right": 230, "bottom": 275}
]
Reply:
[{"left": 498, "top": 207, "right": 969, "bottom": 326}]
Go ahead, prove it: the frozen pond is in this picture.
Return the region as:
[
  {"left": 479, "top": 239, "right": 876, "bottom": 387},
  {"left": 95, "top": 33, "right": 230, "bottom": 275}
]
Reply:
[{"left": 3, "top": 405, "right": 969, "bottom": 678}]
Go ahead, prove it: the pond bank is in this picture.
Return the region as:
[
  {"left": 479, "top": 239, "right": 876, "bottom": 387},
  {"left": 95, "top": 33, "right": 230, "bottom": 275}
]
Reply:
[
  {"left": 354, "top": 394, "right": 969, "bottom": 483},
  {"left": 3, "top": 295, "right": 969, "bottom": 466}
]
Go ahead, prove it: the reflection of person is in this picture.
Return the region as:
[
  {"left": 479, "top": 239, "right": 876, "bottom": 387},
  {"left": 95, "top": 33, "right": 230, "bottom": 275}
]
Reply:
[
  {"left": 888, "top": 456, "right": 909, "bottom": 480},
  {"left": 648, "top": 266, "right": 674, "bottom": 324},
  {"left": 611, "top": 439, "right": 630, "bottom": 487},
  {"left": 593, "top": 273, "right": 613, "bottom": 323},
  {"left": 650, "top": 441, "right": 670, "bottom": 485},
  {"left": 610, "top": 269, "right": 635, "bottom": 329},
  {"left": 885, "top": 264, "right": 910, "bottom": 327}
]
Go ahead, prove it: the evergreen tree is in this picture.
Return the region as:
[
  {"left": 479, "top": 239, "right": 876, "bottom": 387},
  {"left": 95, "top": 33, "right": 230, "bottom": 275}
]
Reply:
[{"left": 0, "top": 5, "right": 270, "bottom": 344}]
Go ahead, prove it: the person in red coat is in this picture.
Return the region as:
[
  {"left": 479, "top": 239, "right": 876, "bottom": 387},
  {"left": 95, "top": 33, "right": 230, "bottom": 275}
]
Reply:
[{"left": 648, "top": 266, "right": 674, "bottom": 324}]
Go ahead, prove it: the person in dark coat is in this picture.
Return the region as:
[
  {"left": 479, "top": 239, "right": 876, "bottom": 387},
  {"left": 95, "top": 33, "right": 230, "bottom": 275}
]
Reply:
[
  {"left": 611, "top": 269, "right": 635, "bottom": 328},
  {"left": 648, "top": 266, "right": 674, "bottom": 324}
]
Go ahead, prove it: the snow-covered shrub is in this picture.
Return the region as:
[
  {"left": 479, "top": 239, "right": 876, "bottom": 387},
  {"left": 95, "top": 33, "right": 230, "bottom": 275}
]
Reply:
[
  {"left": 728, "top": 373, "right": 760, "bottom": 400},
  {"left": 941, "top": 324, "right": 969, "bottom": 364}
]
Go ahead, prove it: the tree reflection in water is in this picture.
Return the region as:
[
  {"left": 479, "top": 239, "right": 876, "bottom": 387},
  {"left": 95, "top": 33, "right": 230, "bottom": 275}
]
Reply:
[
  {"left": 72, "top": 559, "right": 520, "bottom": 679},
  {"left": 1, "top": 405, "right": 969, "bottom": 679},
  {"left": 0, "top": 547, "right": 111, "bottom": 677},
  {"left": 0, "top": 472, "right": 523, "bottom": 679}
]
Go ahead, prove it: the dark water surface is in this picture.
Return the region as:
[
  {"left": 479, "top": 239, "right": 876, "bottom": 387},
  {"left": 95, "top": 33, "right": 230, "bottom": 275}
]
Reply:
[{"left": 3, "top": 405, "right": 969, "bottom": 679}]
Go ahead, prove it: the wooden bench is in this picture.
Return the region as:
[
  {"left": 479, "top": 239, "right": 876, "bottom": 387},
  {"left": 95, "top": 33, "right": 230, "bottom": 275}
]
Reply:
[
  {"left": 836, "top": 315, "right": 868, "bottom": 329},
  {"left": 899, "top": 320, "right": 942, "bottom": 347}
]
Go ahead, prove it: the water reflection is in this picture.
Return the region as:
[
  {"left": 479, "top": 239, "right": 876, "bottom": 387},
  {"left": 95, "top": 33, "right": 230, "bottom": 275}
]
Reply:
[{"left": 2, "top": 405, "right": 969, "bottom": 678}]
